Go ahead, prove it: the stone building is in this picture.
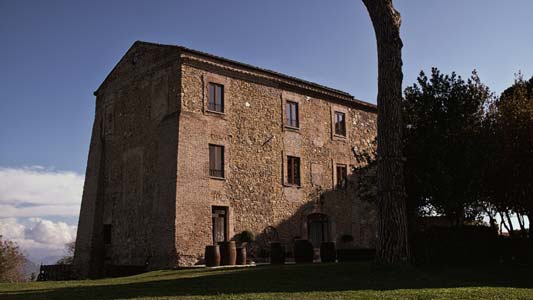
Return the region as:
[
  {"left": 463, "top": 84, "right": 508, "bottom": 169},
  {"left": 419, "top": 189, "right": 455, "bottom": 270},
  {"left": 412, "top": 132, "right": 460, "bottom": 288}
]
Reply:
[{"left": 73, "top": 41, "right": 378, "bottom": 278}]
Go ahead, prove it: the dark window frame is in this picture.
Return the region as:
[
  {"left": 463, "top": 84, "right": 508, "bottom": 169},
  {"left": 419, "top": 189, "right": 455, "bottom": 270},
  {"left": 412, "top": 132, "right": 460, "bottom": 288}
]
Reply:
[
  {"left": 208, "top": 83, "right": 224, "bottom": 113},
  {"left": 209, "top": 144, "right": 225, "bottom": 178},
  {"left": 285, "top": 101, "right": 299, "bottom": 128},
  {"left": 334, "top": 111, "right": 346, "bottom": 136},
  {"left": 287, "top": 156, "right": 301, "bottom": 186},
  {"left": 336, "top": 164, "right": 347, "bottom": 189},
  {"left": 103, "top": 224, "right": 112, "bottom": 245}
]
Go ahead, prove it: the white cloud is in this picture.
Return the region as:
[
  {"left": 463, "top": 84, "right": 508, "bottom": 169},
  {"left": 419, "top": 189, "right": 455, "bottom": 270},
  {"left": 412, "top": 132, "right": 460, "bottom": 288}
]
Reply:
[
  {"left": 0, "top": 217, "right": 25, "bottom": 239},
  {"left": 0, "top": 166, "right": 84, "bottom": 218},
  {"left": 26, "top": 218, "right": 77, "bottom": 245},
  {"left": 0, "top": 217, "right": 76, "bottom": 263},
  {"left": 0, "top": 166, "right": 84, "bottom": 263}
]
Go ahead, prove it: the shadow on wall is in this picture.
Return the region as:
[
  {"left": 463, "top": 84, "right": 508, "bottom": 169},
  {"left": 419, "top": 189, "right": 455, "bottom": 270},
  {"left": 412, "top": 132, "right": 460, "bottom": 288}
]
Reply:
[{"left": 241, "top": 161, "right": 378, "bottom": 261}]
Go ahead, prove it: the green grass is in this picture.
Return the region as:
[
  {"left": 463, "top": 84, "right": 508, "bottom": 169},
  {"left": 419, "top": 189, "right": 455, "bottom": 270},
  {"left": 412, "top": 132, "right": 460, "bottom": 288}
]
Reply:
[{"left": 1, "top": 262, "right": 532, "bottom": 300}]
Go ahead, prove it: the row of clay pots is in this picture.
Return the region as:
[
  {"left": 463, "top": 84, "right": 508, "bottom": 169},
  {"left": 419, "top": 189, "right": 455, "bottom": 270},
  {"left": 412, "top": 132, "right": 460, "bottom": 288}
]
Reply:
[
  {"left": 205, "top": 241, "right": 247, "bottom": 267},
  {"left": 270, "top": 240, "right": 337, "bottom": 264}
]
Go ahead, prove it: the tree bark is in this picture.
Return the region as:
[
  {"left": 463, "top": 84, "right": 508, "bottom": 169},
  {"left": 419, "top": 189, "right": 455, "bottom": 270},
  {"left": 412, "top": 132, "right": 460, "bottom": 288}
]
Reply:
[
  {"left": 527, "top": 214, "right": 533, "bottom": 241},
  {"left": 517, "top": 213, "right": 526, "bottom": 238},
  {"left": 362, "top": 0, "right": 410, "bottom": 264},
  {"left": 499, "top": 211, "right": 510, "bottom": 234},
  {"left": 505, "top": 211, "right": 514, "bottom": 236}
]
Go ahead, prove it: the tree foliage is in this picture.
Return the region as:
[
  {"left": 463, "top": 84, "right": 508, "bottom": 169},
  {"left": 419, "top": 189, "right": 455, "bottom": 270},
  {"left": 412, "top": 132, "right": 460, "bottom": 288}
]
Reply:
[
  {"left": 56, "top": 241, "right": 76, "bottom": 265},
  {"left": 0, "top": 235, "right": 26, "bottom": 282},
  {"left": 483, "top": 74, "right": 533, "bottom": 237},
  {"left": 403, "top": 68, "right": 532, "bottom": 239},
  {"left": 403, "top": 68, "right": 492, "bottom": 224}
]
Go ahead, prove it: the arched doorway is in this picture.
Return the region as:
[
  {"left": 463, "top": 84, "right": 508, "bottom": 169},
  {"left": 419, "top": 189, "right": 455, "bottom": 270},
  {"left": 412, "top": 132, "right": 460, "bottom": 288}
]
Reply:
[{"left": 307, "top": 213, "right": 329, "bottom": 248}]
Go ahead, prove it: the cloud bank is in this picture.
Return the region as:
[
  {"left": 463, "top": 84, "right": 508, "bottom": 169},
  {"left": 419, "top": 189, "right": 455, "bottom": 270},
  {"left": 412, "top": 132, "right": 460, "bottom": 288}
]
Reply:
[
  {"left": 0, "top": 166, "right": 84, "bottom": 263},
  {"left": 0, "top": 217, "right": 77, "bottom": 263},
  {"left": 0, "top": 166, "right": 84, "bottom": 217}
]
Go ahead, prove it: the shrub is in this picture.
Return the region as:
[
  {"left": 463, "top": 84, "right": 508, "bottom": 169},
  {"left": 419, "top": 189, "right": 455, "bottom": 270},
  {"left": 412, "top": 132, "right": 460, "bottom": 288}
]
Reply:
[
  {"left": 0, "top": 235, "right": 26, "bottom": 282},
  {"left": 412, "top": 225, "right": 500, "bottom": 266},
  {"left": 234, "top": 230, "right": 255, "bottom": 246}
]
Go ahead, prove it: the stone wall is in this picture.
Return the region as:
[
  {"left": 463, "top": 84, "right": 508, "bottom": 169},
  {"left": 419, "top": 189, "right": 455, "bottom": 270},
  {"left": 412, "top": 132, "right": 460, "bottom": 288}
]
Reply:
[
  {"left": 76, "top": 41, "right": 378, "bottom": 275},
  {"left": 74, "top": 42, "right": 182, "bottom": 277},
  {"left": 175, "top": 54, "right": 377, "bottom": 265}
]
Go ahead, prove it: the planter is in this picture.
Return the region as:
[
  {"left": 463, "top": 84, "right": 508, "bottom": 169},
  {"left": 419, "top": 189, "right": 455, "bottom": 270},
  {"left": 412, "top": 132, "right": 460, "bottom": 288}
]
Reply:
[
  {"left": 293, "top": 239, "right": 314, "bottom": 263},
  {"left": 218, "top": 241, "right": 237, "bottom": 266},
  {"left": 320, "top": 242, "right": 337, "bottom": 263},
  {"left": 270, "top": 242, "right": 286, "bottom": 264},
  {"left": 205, "top": 245, "right": 221, "bottom": 267},
  {"left": 236, "top": 247, "right": 247, "bottom": 265}
]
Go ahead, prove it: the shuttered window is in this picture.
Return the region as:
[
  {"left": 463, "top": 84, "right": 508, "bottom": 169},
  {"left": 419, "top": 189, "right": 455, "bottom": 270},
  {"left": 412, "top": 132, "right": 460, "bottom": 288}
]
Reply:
[
  {"left": 209, "top": 144, "right": 224, "bottom": 178},
  {"left": 208, "top": 83, "right": 224, "bottom": 113},
  {"left": 103, "top": 224, "right": 112, "bottom": 245},
  {"left": 336, "top": 164, "right": 347, "bottom": 189},
  {"left": 287, "top": 156, "right": 301, "bottom": 186},
  {"left": 334, "top": 111, "right": 346, "bottom": 136},
  {"left": 285, "top": 101, "right": 299, "bottom": 128}
]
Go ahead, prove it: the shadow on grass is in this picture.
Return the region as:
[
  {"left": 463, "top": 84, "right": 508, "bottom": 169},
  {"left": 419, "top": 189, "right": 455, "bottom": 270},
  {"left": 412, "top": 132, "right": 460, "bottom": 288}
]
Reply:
[{"left": 2, "top": 262, "right": 532, "bottom": 300}]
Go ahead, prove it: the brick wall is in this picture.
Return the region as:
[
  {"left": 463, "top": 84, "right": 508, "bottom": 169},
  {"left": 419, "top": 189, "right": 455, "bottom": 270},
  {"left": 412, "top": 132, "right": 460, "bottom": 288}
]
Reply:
[
  {"left": 175, "top": 57, "right": 377, "bottom": 265},
  {"left": 74, "top": 42, "right": 181, "bottom": 277},
  {"left": 75, "top": 42, "right": 378, "bottom": 275}
]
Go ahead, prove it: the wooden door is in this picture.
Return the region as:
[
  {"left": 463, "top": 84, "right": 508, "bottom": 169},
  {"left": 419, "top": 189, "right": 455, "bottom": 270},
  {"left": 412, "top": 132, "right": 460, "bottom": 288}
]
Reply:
[
  {"left": 212, "top": 207, "right": 227, "bottom": 243},
  {"left": 308, "top": 213, "right": 329, "bottom": 248}
]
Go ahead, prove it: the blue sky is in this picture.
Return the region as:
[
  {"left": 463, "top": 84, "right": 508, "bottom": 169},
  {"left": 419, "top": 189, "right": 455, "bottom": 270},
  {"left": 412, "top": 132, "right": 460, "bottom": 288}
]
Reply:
[
  {"left": 1, "top": 0, "right": 532, "bottom": 173},
  {"left": 0, "top": 0, "right": 532, "bottom": 262}
]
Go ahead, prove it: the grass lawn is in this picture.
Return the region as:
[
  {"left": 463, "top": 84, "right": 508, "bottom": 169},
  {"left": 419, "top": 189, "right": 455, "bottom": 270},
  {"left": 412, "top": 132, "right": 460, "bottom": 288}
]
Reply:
[{"left": 1, "top": 262, "right": 532, "bottom": 300}]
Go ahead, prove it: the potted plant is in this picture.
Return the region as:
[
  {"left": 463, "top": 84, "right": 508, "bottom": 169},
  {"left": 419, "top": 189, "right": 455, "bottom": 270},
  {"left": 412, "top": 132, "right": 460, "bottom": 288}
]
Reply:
[
  {"left": 234, "top": 230, "right": 255, "bottom": 265},
  {"left": 293, "top": 239, "right": 314, "bottom": 263},
  {"left": 270, "top": 242, "right": 286, "bottom": 264}
]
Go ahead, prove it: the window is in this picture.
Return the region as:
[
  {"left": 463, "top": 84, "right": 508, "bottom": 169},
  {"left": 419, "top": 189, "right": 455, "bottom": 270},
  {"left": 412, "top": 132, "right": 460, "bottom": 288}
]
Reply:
[
  {"left": 103, "top": 224, "right": 112, "bottom": 245},
  {"left": 336, "top": 164, "right": 347, "bottom": 189},
  {"left": 209, "top": 144, "right": 224, "bottom": 178},
  {"left": 334, "top": 111, "right": 346, "bottom": 136},
  {"left": 287, "top": 156, "right": 301, "bottom": 186},
  {"left": 208, "top": 83, "right": 224, "bottom": 113},
  {"left": 285, "top": 101, "right": 299, "bottom": 128}
]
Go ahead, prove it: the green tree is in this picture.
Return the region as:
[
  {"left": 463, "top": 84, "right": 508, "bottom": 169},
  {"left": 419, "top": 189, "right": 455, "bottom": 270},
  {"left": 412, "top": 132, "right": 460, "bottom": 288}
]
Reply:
[
  {"left": 56, "top": 241, "right": 76, "bottom": 265},
  {"left": 403, "top": 68, "right": 492, "bottom": 224},
  {"left": 484, "top": 74, "right": 533, "bottom": 238}
]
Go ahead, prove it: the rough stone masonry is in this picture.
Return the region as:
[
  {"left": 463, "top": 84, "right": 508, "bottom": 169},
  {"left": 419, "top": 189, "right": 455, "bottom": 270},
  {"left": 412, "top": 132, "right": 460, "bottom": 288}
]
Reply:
[{"left": 73, "top": 41, "right": 378, "bottom": 278}]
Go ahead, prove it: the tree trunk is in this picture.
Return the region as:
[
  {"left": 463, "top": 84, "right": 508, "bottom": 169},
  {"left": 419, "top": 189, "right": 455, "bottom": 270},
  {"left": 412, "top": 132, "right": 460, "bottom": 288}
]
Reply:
[
  {"left": 362, "top": 0, "right": 410, "bottom": 264},
  {"left": 504, "top": 211, "right": 514, "bottom": 236},
  {"left": 517, "top": 213, "right": 526, "bottom": 238},
  {"left": 499, "top": 211, "right": 510, "bottom": 234},
  {"left": 527, "top": 214, "right": 533, "bottom": 241}
]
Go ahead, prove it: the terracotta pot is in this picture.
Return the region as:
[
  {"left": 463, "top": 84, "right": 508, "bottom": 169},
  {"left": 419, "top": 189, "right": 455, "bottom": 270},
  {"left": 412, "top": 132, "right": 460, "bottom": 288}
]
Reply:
[
  {"left": 236, "top": 247, "right": 247, "bottom": 265},
  {"left": 270, "top": 242, "right": 286, "bottom": 264},
  {"left": 294, "top": 239, "right": 314, "bottom": 263},
  {"left": 205, "top": 245, "right": 220, "bottom": 267},
  {"left": 218, "top": 241, "right": 237, "bottom": 266},
  {"left": 320, "top": 242, "right": 337, "bottom": 263}
]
